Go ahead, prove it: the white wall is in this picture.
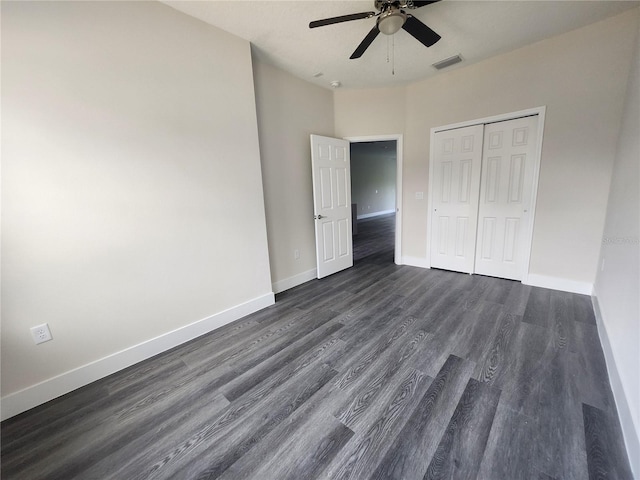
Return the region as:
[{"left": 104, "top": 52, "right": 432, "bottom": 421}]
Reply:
[
  {"left": 335, "top": 86, "right": 406, "bottom": 137},
  {"left": 335, "top": 9, "right": 638, "bottom": 289},
  {"left": 351, "top": 142, "right": 397, "bottom": 218},
  {"left": 594, "top": 10, "right": 640, "bottom": 476},
  {"left": 252, "top": 59, "right": 334, "bottom": 291},
  {"left": 1, "top": 1, "right": 273, "bottom": 417}
]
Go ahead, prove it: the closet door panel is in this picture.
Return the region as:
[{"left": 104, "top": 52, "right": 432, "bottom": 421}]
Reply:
[
  {"left": 475, "top": 116, "right": 538, "bottom": 280},
  {"left": 430, "top": 125, "right": 484, "bottom": 273}
]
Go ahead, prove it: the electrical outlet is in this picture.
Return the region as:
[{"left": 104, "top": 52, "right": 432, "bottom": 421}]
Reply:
[
  {"left": 30, "top": 323, "right": 53, "bottom": 345},
  {"left": 294, "top": 249, "right": 300, "bottom": 260}
]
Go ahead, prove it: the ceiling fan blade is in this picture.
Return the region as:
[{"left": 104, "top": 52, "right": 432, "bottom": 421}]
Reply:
[
  {"left": 309, "top": 11, "right": 376, "bottom": 28},
  {"left": 350, "top": 26, "right": 380, "bottom": 59},
  {"left": 402, "top": 15, "right": 441, "bottom": 47},
  {"left": 407, "top": 0, "right": 441, "bottom": 8}
]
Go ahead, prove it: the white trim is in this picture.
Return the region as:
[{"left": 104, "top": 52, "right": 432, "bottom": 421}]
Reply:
[
  {"left": 426, "top": 106, "right": 546, "bottom": 282},
  {"left": 357, "top": 209, "right": 396, "bottom": 220},
  {"left": 0, "top": 292, "right": 275, "bottom": 421},
  {"left": 401, "top": 256, "right": 430, "bottom": 268},
  {"left": 524, "top": 273, "right": 593, "bottom": 295},
  {"left": 345, "top": 134, "right": 403, "bottom": 265},
  {"left": 272, "top": 268, "right": 317, "bottom": 294},
  {"left": 426, "top": 127, "right": 436, "bottom": 268},
  {"left": 522, "top": 108, "right": 546, "bottom": 282},
  {"left": 592, "top": 294, "right": 640, "bottom": 477},
  {"left": 431, "top": 106, "right": 547, "bottom": 133}
]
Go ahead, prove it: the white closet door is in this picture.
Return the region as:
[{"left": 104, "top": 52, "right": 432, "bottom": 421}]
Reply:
[
  {"left": 474, "top": 116, "right": 538, "bottom": 280},
  {"left": 430, "top": 125, "right": 484, "bottom": 273}
]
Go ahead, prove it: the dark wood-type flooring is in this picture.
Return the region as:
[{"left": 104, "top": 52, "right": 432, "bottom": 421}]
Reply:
[
  {"left": 1, "top": 215, "right": 633, "bottom": 479},
  {"left": 353, "top": 213, "right": 395, "bottom": 261}
]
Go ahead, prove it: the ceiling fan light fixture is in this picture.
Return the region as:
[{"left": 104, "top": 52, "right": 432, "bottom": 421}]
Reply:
[{"left": 377, "top": 10, "right": 406, "bottom": 35}]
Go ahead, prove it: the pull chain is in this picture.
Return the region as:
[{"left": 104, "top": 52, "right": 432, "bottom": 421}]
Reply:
[
  {"left": 386, "top": 34, "right": 396, "bottom": 76},
  {"left": 387, "top": 35, "right": 390, "bottom": 64},
  {"left": 392, "top": 34, "right": 395, "bottom": 75}
]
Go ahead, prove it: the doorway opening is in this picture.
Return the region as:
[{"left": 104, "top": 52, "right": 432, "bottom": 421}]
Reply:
[{"left": 347, "top": 135, "right": 403, "bottom": 265}]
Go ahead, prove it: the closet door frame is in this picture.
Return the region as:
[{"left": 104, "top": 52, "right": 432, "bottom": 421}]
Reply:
[{"left": 426, "top": 106, "right": 546, "bottom": 284}]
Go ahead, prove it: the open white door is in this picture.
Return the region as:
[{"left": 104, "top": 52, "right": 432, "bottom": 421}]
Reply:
[
  {"left": 310, "top": 134, "right": 353, "bottom": 279},
  {"left": 474, "top": 116, "right": 538, "bottom": 280},
  {"left": 430, "top": 125, "right": 484, "bottom": 273}
]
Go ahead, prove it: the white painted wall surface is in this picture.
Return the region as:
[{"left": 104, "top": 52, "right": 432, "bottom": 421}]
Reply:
[
  {"left": 594, "top": 10, "right": 640, "bottom": 476},
  {"left": 1, "top": 1, "right": 272, "bottom": 407},
  {"left": 351, "top": 143, "right": 397, "bottom": 218},
  {"left": 252, "top": 59, "right": 334, "bottom": 290},
  {"left": 335, "top": 86, "right": 406, "bottom": 136},
  {"left": 334, "top": 9, "right": 638, "bottom": 288}
]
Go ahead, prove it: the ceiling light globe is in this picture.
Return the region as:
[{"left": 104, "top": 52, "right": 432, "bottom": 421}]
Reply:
[{"left": 378, "top": 11, "right": 406, "bottom": 35}]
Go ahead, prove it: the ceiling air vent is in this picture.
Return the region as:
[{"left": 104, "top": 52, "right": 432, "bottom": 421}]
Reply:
[{"left": 432, "top": 54, "right": 463, "bottom": 70}]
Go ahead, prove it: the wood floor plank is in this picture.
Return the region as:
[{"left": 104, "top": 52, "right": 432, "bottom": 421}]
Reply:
[
  {"left": 220, "top": 320, "right": 344, "bottom": 401},
  {"left": 1, "top": 357, "right": 200, "bottom": 474},
  {"left": 497, "top": 321, "right": 554, "bottom": 414},
  {"left": 583, "top": 403, "right": 634, "bottom": 480},
  {"left": 549, "top": 289, "right": 573, "bottom": 351},
  {"left": 473, "top": 311, "right": 521, "bottom": 388},
  {"left": 370, "top": 355, "right": 475, "bottom": 480},
  {"left": 450, "top": 301, "right": 504, "bottom": 364},
  {"left": 423, "top": 378, "right": 501, "bottom": 480},
  {"left": 476, "top": 400, "right": 539, "bottom": 480},
  {"left": 458, "top": 274, "right": 494, "bottom": 312},
  {"left": 229, "top": 411, "right": 353, "bottom": 480},
  {"left": 503, "top": 282, "right": 532, "bottom": 316},
  {"left": 334, "top": 314, "right": 417, "bottom": 389},
  {"left": 572, "top": 293, "right": 597, "bottom": 325},
  {"left": 569, "top": 320, "right": 615, "bottom": 412},
  {"left": 180, "top": 306, "right": 335, "bottom": 370},
  {"left": 131, "top": 363, "right": 339, "bottom": 480},
  {"left": 0, "top": 380, "right": 110, "bottom": 453},
  {"left": 406, "top": 271, "right": 474, "bottom": 322},
  {"left": 532, "top": 349, "right": 589, "bottom": 479},
  {"left": 322, "top": 368, "right": 434, "bottom": 480},
  {"left": 165, "top": 366, "right": 340, "bottom": 480},
  {"left": 62, "top": 393, "right": 231, "bottom": 480},
  {"left": 522, "top": 285, "right": 551, "bottom": 327},
  {"left": 482, "top": 277, "right": 516, "bottom": 305},
  {"left": 335, "top": 328, "right": 431, "bottom": 429}
]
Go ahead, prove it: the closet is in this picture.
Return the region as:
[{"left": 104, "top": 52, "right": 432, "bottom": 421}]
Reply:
[{"left": 429, "top": 114, "right": 540, "bottom": 281}]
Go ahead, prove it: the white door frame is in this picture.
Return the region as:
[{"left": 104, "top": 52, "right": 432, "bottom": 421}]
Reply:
[
  {"left": 345, "top": 134, "right": 403, "bottom": 265},
  {"left": 426, "top": 107, "right": 546, "bottom": 283}
]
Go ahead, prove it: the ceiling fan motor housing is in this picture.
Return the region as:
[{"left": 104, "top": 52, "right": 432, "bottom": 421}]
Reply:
[{"left": 375, "top": 0, "right": 418, "bottom": 11}]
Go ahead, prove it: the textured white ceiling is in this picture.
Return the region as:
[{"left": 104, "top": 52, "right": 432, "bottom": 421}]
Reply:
[{"left": 163, "top": 0, "right": 639, "bottom": 90}]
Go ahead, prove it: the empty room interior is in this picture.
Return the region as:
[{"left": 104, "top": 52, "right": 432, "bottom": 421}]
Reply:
[{"left": 2, "top": 1, "right": 639, "bottom": 479}]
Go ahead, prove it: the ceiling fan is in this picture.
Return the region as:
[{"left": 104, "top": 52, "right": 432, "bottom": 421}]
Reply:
[{"left": 309, "top": 1, "right": 442, "bottom": 59}]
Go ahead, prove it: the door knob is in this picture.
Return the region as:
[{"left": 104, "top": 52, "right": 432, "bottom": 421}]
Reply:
[{"left": 315, "top": 214, "right": 325, "bottom": 220}]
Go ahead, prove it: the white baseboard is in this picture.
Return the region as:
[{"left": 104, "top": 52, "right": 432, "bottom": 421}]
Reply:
[
  {"left": 272, "top": 268, "right": 317, "bottom": 294},
  {"left": 356, "top": 209, "right": 395, "bottom": 220},
  {"left": 524, "top": 273, "right": 593, "bottom": 295},
  {"left": 401, "top": 256, "right": 430, "bottom": 268},
  {"left": 395, "top": 266, "right": 593, "bottom": 295},
  {"left": 592, "top": 294, "right": 640, "bottom": 477},
  {"left": 0, "top": 292, "right": 275, "bottom": 421}
]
